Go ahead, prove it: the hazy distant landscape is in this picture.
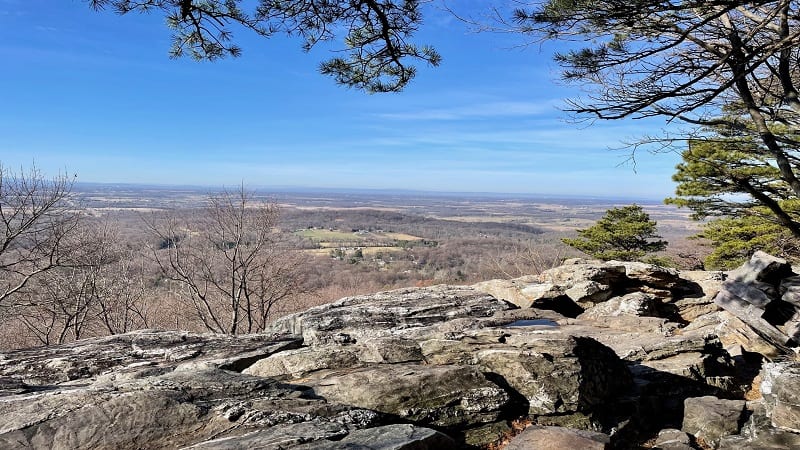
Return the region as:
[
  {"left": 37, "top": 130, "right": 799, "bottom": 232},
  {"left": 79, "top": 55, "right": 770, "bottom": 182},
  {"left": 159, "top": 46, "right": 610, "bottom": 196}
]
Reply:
[{"left": 54, "top": 182, "right": 704, "bottom": 348}]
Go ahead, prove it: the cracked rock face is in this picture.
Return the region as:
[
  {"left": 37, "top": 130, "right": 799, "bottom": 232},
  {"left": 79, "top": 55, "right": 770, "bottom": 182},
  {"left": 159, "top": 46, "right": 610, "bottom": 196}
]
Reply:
[{"left": 4, "top": 254, "right": 800, "bottom": 449}]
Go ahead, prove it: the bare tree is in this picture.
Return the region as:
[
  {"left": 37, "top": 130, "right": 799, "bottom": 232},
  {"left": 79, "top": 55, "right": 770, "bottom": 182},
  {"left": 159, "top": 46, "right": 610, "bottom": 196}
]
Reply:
[
  {"left": 146, "top": 187, "right": 307, "bottom": 334},
  {"left": 94, "top": 248, "right": 152, "bottom": 335},
  {"left": 480, "top": 236, "right": 571, "bottom": 279},
  {"left": 13, "top": 220, "right": 148, "bottom": 345},
  {"left": 0, "top": 164, "right": 80, "bottom": 307}
]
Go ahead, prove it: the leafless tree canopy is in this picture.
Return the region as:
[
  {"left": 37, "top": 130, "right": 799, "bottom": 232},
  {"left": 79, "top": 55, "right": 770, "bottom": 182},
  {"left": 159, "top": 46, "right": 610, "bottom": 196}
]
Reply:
[
  {"left": 0, "top": 165, "right": 80, "bottom": 307},
  {"left": 145, "top": 187, "right": 307, "bottom": 334}
]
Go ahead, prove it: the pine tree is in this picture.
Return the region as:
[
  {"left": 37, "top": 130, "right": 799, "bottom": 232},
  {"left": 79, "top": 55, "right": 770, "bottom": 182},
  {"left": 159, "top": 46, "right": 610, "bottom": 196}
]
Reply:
[{"left": 562, "top": 205, "right": 667, "bottom": 261}]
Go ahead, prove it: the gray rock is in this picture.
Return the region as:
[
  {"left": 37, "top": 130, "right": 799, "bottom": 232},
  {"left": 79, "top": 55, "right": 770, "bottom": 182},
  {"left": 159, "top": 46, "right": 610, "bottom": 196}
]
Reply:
[
  {"left": 471, "top": 276, "right": 549, "bottom": 309},
  {"left": 780, "top": 275, "right": 800, "bottom": 308},
  {"left": 565, "top": 280, "right": 614, "bottom": 304},
  {"left": 266, "top": 285, "right": 514, "bottom": 345},
  {"left": 539, "top": 262, "right": 627, "bottom": 286},
  {"left": 292, "top": 424, "right": 458, "bottom": 450},
  {"left": 654, "top": 428, "right": 693, "bottom": 450},
  {"left": 721, "top": 280, "right": 776, "bottom": 308},
  {"left": 672, "top": 296, "right": 721, "bottom": 322},
  {"left": 611, "top": 260, "right": 683, "bottom": 290},
  {"left": 578, "top": 292, "right": 659, "bottom": 319},
  {"left": 0, "top": 330, "right": 302, "bottom": 385},
  {"left": 243, "top": 345, "right": 361, "bottom": 379},
  {"left": 183, "top": 422, "right": 350, "bottom": 449},
  {"left": 683, "top": 311, "right": 786, "bottom": 358},
  {"left": 504, "top": 426, "right": 610, "bottom": 450},
  {"left": 306, "top": 363, "right": 510, "bottom": 429},
  {"left": 762, "top": 361, "right": 800, "bottom": 433},
  {"left": 714, "top": 289, "right": 792, "bottom": 352},
  {"left": 717, "top": 427, "right": 800, "bottom": 449},
  {"left": 728, "top": 251, "right": 794, "bottom": 284},
  {"left": 682, "top": 396, "right": 746, "bottom": 447},
  {"left": 356, "top": 337, "right": 424, "bottom": 364},
  {"left": 473, "top": 334, "right": 631, "bottom": 415}
]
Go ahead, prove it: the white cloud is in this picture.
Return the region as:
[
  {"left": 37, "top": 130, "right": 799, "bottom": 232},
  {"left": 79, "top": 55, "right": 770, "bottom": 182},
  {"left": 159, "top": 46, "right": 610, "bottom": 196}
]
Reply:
[{"left": 376, "top": 100, "right": 556, "bottom": 121}]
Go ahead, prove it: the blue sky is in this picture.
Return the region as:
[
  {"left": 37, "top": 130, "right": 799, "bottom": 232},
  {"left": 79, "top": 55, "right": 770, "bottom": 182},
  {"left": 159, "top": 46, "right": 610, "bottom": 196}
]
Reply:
[{"left": 0, "top": 0, "right": 683, "bottom": 199}]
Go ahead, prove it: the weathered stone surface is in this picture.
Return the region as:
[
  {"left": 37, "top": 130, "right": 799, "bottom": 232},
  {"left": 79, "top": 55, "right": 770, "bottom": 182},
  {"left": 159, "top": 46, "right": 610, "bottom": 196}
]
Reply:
[
  {"left": 7, "top": 255, "right": 800, "bottom": 450},
  {"left": 714, "top": 289, "right": 792, "bottom": 352},
  {"left": 780, "top": 275, "right": 800, "bottom": 308},
  {"left": 762, "top": 362, "right": 800, "bottom": 433},
  {"left": 307, "top": 363, "right": 510, "bottom": 429},
  {"left": 183, "top": 422, "right": 350, "bottom": 449},
  {"left": 578, "top": 292, "right": 659, "bottom": 319},
  {"left": 219, "top": 424, "right": 458, "bottom": 450},
  {"left": 682, "top": 396, "right": 746, "bottom": 447},
  {"left": 356, "top": 337, "right": 424, "bottom": 364},
  {"left": 728, "top": 251, "right": 794, "bottom": 284},
  {"left": 680, "top": 270, "right": 726, "bottom": 296},
  {"left": 266, "top": 285, "right": 514, "bottom": 345},
  {"left": 684, "top": 311, "right": 786, "bottom": 358},
  {"left": 471, "top": 278, "right": 585, "bottom": 317},
  {"left": 673, "top": 296, "right": 721, "bottom": 322},
  {"left": 0, "top": 330, "right": 302, "bottom": 385},
  {"left": 471, "top": 276, "right": 547, "bottom": 308},
  {"left": 473, "top": 334, "right": 631, "bottom": 415},
  {"left": 717, "top": 428, "right": 800, "bottom": 450},
  {"left": 721, "top": 280, "right": 776, "bottom": 308},
  {"left": 296, "top": 424, "right": 457, "bottom": 450},
  {"left": 565, "top": 280, "right": 614, "bottom": 304},
  {"left": 611, "top": 261, "right": 683, "bottom": 290},
  {"left": 654, "top": 428, "right": 693, "bottom": 450},
  {"left": 539, "top": 261, "right": 627, "bottom": 286},
  {"left": 504, "top": 426, "right": 610, "bottom": 450},
  {"left": 243, "top": 344, "right": 361, "bottom": 379}
]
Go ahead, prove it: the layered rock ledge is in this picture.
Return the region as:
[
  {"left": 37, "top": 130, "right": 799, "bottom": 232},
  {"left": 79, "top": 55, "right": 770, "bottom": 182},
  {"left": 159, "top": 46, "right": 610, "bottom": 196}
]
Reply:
[{"left": 2, "top": 253, "right": 800, "bottom": 449}]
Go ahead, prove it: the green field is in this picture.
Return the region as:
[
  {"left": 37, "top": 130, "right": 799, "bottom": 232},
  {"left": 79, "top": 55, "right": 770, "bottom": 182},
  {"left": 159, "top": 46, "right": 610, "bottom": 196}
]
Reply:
[{"left": 295, "top": 229, "right": 360, "bottom": 241}]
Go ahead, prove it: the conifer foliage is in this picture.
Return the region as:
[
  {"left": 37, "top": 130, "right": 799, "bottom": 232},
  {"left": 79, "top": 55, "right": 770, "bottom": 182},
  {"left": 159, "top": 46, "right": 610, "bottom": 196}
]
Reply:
[{"left": 562, "top": 205, "right": 667, "bottom": 261}]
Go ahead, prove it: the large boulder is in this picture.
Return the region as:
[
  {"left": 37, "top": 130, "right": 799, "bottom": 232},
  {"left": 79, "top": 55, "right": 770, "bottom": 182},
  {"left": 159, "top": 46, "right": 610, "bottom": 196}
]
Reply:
[
  {"left": 266, "top": 285, "right": 514, "bottom": 345},
  {"left": 682, "top": 396, "right": 746, "bottom": 447},
  {"left": 578, "top": 292, "right": 660, "bottom": 319},
  {"left": 504, "top": 426, "right": 610, "bottom": 450},
  {"left": 211, "top": 424, "right": 458, "bottom": 450},
  {"left": 728, "top": 251, "right": 794, "bottom": 284},
  {"left": 474, "top": 334, "right": 631, "bottom": 415},
  {"left": 761, "top": 361, "right": 800, "bottom": 433},
  {"left": 305, "top": 363, "right": 511, "bottom": 430}
]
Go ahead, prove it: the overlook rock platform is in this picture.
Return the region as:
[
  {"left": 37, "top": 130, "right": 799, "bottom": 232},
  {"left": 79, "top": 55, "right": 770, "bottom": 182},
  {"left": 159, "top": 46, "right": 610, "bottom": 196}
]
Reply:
[{"left": 2, "top": 252, "right": 800, "bottom": 449}]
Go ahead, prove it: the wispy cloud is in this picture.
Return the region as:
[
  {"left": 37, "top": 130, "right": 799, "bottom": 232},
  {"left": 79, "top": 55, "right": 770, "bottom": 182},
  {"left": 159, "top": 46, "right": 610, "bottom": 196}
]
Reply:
[{"left": 376, "top": 100, "right": 556, "bottom": 121}]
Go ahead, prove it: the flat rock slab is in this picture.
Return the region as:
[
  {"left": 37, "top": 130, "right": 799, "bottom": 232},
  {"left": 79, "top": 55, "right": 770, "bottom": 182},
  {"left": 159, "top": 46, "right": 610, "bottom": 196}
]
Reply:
[
  {"left": 717, "top": 427, "right": 800, "bottom": 449},
  {"left": 714, "top": 290, "right": 792, "bottom": 352},
  {"left": 0, "top": 330, "right": 302, "bottom": 386},
  {"left": 305, "top": 363, "right": 510, "bottom": 429},
  {"left": 654, "top": 428, "right": 693, "bottom": 450},
  {"left": 267, "top": 285, "right": 514, "bottom": 345},
  {"left": 292, "top": 424, "right": 458, "bottom": 450},
  {"left": 505, "top": 426, "right": 609, "bottom": 450}
]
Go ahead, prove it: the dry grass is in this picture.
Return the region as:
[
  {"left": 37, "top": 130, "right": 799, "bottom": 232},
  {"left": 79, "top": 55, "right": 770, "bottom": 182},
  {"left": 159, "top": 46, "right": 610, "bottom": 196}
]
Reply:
[
  {"left": 744, "top": 373, "right": 763, "bottom": 401},
  {"left": 484, "top": 418, "right": 533, "bottom": 450}
]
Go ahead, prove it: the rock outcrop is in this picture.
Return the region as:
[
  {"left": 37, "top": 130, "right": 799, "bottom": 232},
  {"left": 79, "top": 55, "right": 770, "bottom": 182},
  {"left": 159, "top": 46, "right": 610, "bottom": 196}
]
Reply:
[{"left": 2, "top": 253, "right": 800, "bottom": 448}]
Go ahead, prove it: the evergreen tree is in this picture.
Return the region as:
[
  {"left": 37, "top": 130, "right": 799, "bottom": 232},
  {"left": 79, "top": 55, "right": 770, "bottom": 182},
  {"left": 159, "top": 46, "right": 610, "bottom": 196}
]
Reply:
[
  {"left": 562, "top": 205, "right": 667, "bottom": 261},
  {"left": 87, "top": 0, "right": 441, "bottom": 93},
  {"left": 696, "top": 207, "right": 800, "bottom": 269}
]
